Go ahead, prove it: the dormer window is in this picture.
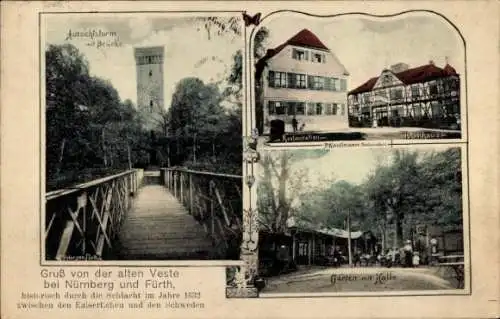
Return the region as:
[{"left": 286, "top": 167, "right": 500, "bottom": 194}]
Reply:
[
  {"left": 292, "top": 49, "right": 308, "bottom": 61},
  {"left": 313, "top": 53, "right": 325, "bottom": 63}
]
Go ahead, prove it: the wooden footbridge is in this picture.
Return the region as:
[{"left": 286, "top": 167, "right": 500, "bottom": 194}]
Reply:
[{"left": 45, "top": 168, "right": 243, "bottom": 261}]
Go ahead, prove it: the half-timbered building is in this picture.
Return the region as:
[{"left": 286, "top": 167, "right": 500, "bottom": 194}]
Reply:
[{"left": 347, "top": 61, "right": 460, "bottom": 129}]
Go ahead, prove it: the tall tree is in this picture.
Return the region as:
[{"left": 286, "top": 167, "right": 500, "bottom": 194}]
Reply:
[{"left": 257, "top": 149, "right": 328, "bottom": 233}]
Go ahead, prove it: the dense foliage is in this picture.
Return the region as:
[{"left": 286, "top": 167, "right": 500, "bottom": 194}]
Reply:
[
  {"left": 257, "top": 148, "right": 463, "bottom": 248},
  {"left": 46, "top": 44, "right": 150, "bottom": 191}
]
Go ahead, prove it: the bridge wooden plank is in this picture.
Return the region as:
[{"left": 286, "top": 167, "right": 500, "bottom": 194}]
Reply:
[{"left": 117, "top": 184, "right": 216, "bottom": 260}]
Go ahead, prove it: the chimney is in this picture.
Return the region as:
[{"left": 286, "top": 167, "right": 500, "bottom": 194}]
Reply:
[
  {"left": 390, "top": 63, "right": 409, "bottom": 73},
  {"left": 429, "top": 60, "right": 435, "bottom": 65}
]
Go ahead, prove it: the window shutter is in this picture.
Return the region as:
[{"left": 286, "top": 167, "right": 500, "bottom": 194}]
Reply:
[
  {"left": 304, "top": 51, "right": 309, "bottom": 61},
  {"left": 268, "top": 71, "right": 275, "bottom": 87},
  {"left": 308, "top": 76, "right": 314, "bottom": 89},
  {"left": 332, "top": 103, "right": 338, "bottom": 115},
  {"left": 325, "top": 78, "right": 332, "bottom": 91},
  {"left": 339, "top": 79, "right": 346, "bottom": 91},
  {"left": 323, "top": 54, "right": 326, "bottom": 63},
  {"left": 268, "top": 101, "right": 274, "bottom": 114},
  {"left": 288, "top": 73, "right": 295, "bottom": 88},
  {"left": 341, "top": 104, "right": 345, "bottom": 115}
]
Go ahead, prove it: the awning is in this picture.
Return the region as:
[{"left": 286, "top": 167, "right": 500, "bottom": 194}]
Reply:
[{"left": 287, "top": 217, "right": 363, "bottom": 239}]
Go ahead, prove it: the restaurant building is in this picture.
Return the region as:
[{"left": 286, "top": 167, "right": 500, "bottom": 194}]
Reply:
[
  {"left": 255, "top": 29, "right": 350, "bottom": 134},
  {"left": 347, "top": 61, "right": 460, "bottom": 129}
]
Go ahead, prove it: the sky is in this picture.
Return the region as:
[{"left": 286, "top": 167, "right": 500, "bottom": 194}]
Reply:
[
  {"left": 43, "top": 14, "right": 243, "bottom": 109},
  {"left": 275, "top": 144, "right": 458, "bottom": 189},
  {"left": 257, "top": 11, "right": 465, "bottom": 90}
]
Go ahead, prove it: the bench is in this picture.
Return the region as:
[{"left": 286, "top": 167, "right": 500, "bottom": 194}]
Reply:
[{"left": 435, "top": 255, "right": 465, "bottom": 288}]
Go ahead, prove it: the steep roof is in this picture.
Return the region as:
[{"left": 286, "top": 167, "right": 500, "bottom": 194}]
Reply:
[
  {"left": 348, "top": 63, "right": 459, "bottom": 95},
  {"left": 255, "top": 29, "right": 336, "bottom": 81}
]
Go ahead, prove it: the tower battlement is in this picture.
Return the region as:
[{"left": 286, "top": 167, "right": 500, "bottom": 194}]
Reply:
[{"left": 134, "top": 46, "right": 165, "bottom": 65}]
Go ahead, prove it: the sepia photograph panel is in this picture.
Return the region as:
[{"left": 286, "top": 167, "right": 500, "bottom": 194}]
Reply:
[
  {"left": 252, "top": 11, "right": 465, "bottom": 144},
  {"left": 42, "top": 13, "right": 246, "bottom": 262},
  {"left": 253, "top": 144, "right": 467, "bottom": 296}
]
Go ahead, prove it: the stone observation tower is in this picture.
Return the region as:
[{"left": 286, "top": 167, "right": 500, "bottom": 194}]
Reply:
[{"left": 134, "top": 46, "right": 165, "bottom": 131}]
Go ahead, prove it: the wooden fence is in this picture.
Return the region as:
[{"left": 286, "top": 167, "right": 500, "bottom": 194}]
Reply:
[
  {"left": 161, "top": 168, "right": 243, "bottom": 259},
  {"left": 45, "top": 169, "right": 143, "bottom": 260}
]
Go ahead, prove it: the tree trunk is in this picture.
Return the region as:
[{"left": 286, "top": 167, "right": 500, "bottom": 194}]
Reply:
[
  {"left": 127, "top": 144, "right": 132, "bottom": 169},
  {"left": 277, "top": 154, "right": 289, "bottom": 232},
  {"left": 347, "top": 210, "right": 352, "bottom": 266},
  {"left": 56, "top": 138, "right": 66, "bottom": 176},
  {"left": 379, "top": 224, "right": 386, "bottom": 252},
  {"left": 193, "top": 133, "right": 197, "bottom": 163},
  {"left": 101, "top": 127, "right": 108, "bottom": 167},
  {"left": 167, "top": 143, "right": 171, "bottom": 167},
  {"left": 395, "top": 214, "right": 403, "bottom": 248}
]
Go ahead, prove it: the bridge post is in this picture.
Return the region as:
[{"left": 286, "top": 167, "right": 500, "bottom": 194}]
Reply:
[
  {"left": 174, "top": 172, "right": 178, "bottom": 199},
  {"left": 189, "top": 173, "right": 194, "bottom": 215},
  {"left": 210, "top": 183, "right": 215, "bottom": 236},
  {"left": 180, "top": 172, "right": 184, "bottom": 205}
]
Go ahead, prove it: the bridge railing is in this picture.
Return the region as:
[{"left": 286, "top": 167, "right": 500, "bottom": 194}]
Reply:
[
  {"left": 161, "top": 168, "right": 243, "bottom": 259},
  {"left": 45, "top": 169, "right": 144, "bottom": 261}
]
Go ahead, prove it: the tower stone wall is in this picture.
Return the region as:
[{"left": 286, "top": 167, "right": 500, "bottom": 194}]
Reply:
[{"left": 134, "top": 46, "right": 165, "bottom": 131}]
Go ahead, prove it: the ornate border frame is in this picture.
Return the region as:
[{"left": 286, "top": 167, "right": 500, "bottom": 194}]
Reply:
[{"left": 226, "top": 9, "right": 470, "bottom": 298}]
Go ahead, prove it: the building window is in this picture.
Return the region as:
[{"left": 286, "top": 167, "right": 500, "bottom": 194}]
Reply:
[
  {"left": 332, "top": 78, "right": 339, "bottom": 91},
  {"left": 287, "top": 102, "right": 295, "bottom": 116},
  {"left": 340, "top": 79, "right": 347, "bottom": 91},
  {"left": 316, "top": 103, "right": 323, "bottom": 115},
  {"left": 325, "top": 103, "right": 333, "bottom": 115},
  {"left": 412, "top": 86, "right": 420, "bottom": 97},
  {"left": 268, "top": 71, "right": 275, "bottom": 87},
  {"left": 429, "top": 84, "right": 438, "bottom": 95},
  {"left": 307, "top": 103, "right": 316, "bottom": 115},
  {"left": 313, "top": 77, "right": 324, "bottom": 90},
  {"left": 268, "top": 101, "right": 285, "bottom": 115},
  {"left": 292, "top": 49, "right": 308, "bottom": 61},
  {"left": 149, "top": 100, "right": 153, "bottom": 112},
  {"left": 296, "top": 74, "right": 307, "bottom": 89},
  {"left": 363, "top": 94, "right": 371, "bottom": 104},
  {"left": 298, "top": 242, "right": 308, "bottom": 257},
  {"left": 332, "top": 103, "right": 338, "bottom": 115},
  {"left": 296, "top": 103, "right": 305, "bottom": 115},
  {"left": 313, "top": 53, "right": 325, "bottom": 63},
  {"left": 273, "top": 72, "right": 287, "bottom": 88},
  {"left": 380, "top": 74, "right": 393, "bottom": 87},
  {"left": 391, "top": 88, "right": 403, "bottom": 100},
  {"left": 149, "top": 70, "right": 153, "bottom": 77},
  {"left": 275, "top": 102, "right": 285, "bottom": 115},
  {"left": 324, "top": 78, "right": 333, "bottom": 91}
]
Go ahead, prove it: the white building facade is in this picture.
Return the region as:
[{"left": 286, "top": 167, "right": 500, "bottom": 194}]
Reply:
[{"left": 257, "top": 29, "right": 350, "bottom": 134}]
